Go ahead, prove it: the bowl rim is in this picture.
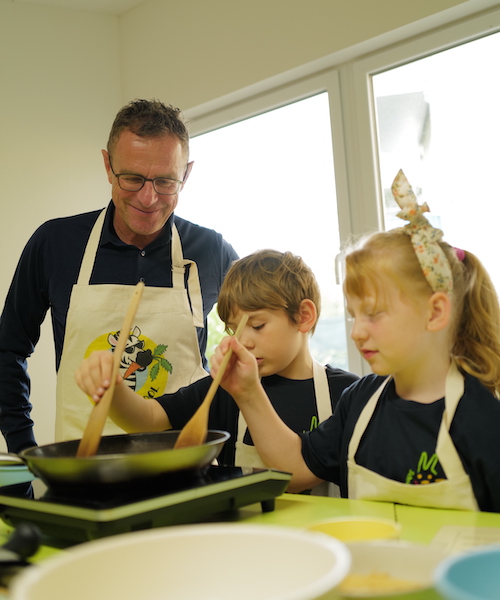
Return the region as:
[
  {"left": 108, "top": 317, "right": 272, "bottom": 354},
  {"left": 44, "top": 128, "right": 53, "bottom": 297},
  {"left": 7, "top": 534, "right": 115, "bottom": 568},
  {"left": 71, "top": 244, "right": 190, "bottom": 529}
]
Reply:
[
  {"left": 346, "top": 539, "right": 442, "bottom": 549},
  {"left": 434, "top": 543, "right": 500, "bottom": 600},
  {"left": 10, "top": 523, "right": 352, "bottom": 600}
]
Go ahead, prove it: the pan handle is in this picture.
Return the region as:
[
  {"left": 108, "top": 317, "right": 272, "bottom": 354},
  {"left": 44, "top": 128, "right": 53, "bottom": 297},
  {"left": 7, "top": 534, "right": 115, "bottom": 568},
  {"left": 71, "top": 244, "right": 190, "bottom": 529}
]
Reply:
[
  {"left": 0, "top": 453, "right": 25, "bottom": 467},
  {"left": 1, "top": 523, "right": 41, "bottom": 563}
]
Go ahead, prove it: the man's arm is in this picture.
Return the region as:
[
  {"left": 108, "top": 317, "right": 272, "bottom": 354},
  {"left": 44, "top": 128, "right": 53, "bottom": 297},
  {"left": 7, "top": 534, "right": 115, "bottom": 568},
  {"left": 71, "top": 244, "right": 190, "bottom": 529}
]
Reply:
[
  {"left": 0, "top": 350, "right": 36, "bottom": 452},
  {"left": 0, "top": 230, "right": 50, "bottom": 452}
]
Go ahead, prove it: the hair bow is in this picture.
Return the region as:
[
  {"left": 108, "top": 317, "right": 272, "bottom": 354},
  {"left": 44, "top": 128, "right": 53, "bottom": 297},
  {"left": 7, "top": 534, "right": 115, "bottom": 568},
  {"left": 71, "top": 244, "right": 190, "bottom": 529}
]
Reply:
[{"left": 391, "top": 169, "right": 453, "bottom": 295}]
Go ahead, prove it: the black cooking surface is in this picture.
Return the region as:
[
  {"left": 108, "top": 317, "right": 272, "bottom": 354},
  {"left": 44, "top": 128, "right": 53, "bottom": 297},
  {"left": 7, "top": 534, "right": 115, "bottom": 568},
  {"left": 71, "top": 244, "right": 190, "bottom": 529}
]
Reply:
[
  {"left": 2, "top": 466, "right": 237, "bottom": 509},
  {"left": 0, "top": 466, "right": 291, "bottom": 544}
]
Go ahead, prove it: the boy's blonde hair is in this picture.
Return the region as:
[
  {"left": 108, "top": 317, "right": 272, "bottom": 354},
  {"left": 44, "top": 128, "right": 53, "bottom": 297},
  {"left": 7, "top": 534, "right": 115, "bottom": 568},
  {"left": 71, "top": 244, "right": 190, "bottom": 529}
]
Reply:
[
  {"left": 344, "top": 229, "right": 500, "bottom": 396},
  {"left": 217, "top": 249, "right": 321, "bottom": 334}
]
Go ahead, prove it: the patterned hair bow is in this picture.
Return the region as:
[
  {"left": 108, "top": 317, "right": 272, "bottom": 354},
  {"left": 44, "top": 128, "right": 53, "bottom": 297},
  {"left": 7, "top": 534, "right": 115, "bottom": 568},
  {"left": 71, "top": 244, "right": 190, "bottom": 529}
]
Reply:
[{"left": 391, "top": 169, "right": 453, "bottom": 295}]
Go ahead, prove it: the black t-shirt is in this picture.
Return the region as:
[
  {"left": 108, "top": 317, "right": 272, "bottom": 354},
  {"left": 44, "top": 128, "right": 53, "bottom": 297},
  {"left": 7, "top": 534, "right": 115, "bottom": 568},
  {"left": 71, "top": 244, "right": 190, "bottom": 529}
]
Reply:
[
  {"left": 300, "top": 373, "right": 500, "bottom": 512},
  {"left": 158, "top": 365, "right": 359, "bottom": 467}
]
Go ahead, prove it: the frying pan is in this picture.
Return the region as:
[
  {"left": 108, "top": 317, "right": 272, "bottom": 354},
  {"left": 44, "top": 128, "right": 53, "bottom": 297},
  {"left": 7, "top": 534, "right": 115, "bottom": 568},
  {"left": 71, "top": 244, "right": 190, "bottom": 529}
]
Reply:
[{"left": 0, "top": 430, "right": 230, "bottom": 490}]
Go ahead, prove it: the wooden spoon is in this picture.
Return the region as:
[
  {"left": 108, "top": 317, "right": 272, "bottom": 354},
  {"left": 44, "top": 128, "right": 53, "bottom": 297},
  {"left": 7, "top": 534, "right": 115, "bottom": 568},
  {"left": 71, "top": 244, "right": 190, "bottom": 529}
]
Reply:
[
  {"left": 76, "top": 281, "right": 145, "bottom": 458},
  {"left": 174, "top": 313, "right": 248, "bottom": 449}
]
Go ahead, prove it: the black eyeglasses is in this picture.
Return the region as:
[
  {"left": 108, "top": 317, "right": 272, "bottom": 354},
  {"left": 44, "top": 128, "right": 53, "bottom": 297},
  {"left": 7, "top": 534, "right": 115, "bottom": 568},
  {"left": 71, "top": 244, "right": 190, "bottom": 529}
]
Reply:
[{"left": 108, "top": 156, "right": 184, "bottom": 195}]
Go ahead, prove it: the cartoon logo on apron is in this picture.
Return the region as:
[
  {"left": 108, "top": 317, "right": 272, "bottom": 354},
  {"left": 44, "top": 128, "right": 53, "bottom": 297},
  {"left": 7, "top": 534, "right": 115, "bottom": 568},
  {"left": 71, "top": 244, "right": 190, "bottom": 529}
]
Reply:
[
  {"left": 405, "top": 451, "right": 445, "bottom": 485},
  {"left": 84, "top": 326, "right": 172, "bottom": 400}
]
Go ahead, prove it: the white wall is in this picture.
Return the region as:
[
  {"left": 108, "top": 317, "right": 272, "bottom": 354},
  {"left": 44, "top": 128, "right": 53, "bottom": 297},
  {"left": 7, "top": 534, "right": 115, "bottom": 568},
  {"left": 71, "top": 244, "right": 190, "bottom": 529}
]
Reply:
[
  {"left": 0, "top": 1, "right": 122, "bottom": 449},
  {"left": 118, "top": 0, "right": 476, "bottom": 111}
]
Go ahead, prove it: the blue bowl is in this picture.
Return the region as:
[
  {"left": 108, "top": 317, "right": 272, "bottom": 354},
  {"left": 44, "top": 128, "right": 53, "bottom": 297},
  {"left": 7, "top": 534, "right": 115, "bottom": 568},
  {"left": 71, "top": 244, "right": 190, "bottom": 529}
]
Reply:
[
  {"left": 0, "top": 465, "right": 35, "bottom": 487},
  {"left": 435, "top": 545, "right": 500, "bottom": 600}
]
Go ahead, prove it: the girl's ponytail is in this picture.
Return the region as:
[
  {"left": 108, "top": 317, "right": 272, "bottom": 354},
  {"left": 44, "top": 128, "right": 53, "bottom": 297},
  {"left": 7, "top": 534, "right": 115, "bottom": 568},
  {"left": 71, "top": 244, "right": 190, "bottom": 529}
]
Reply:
[{"left": 450, "top": 248, "right": 500, "bottom": 396}]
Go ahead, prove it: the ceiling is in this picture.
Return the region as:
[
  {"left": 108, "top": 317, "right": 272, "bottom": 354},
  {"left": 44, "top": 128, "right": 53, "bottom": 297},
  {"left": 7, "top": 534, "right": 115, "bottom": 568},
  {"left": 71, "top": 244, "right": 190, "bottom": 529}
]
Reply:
[{"left": 10, "top": 0, "right": 147, "bottom": 15}]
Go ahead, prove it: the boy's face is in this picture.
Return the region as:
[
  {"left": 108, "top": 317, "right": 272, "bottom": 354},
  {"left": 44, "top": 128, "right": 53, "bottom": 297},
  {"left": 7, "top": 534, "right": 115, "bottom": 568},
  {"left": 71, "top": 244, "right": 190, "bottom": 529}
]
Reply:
[{"left": 226, "top": 308, "right": 306, "bottom": 379}]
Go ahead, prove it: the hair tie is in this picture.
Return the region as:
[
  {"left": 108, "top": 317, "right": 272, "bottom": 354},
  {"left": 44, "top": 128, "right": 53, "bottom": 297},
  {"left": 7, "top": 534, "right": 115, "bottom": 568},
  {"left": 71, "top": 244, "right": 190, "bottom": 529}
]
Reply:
[
  {"left": 391, "top": 169, "right": 453, "bottom": 295},
  {"left": 454, "top": 247, "right": 465, "bottom": 262}
]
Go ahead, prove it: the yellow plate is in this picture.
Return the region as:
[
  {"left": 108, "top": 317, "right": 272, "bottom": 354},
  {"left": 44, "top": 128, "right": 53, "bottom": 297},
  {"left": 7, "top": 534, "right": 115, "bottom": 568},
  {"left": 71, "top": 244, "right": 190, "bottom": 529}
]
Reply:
[{"left": 307, "top": 516, "right": 401, "bottom": 542}]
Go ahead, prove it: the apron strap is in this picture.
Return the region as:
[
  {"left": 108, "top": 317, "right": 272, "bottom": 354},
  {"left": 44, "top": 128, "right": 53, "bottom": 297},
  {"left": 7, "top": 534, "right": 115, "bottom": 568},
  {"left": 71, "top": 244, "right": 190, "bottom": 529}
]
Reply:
[
  {"left": 77, "top": 209, "right": 106, "bottom": 285},
  {"left": 310, "top": 361, "right": 338, "bottom": 496},
  {"left": 347, "top": 377, "right": 391, "bottom": 463},
  {"left": 236, "top": 407, "right": 247, "bottom": 444},
  {"left": 171, "top": 225, "right": 204, "bottom": 328},
  {"left": 171, "top": 224, "right": 186, "bottom": 282},
  {"left": 436, "top": 361, "right": 467, "bottom": 479},
  {"left": 236, "top": 360, "right": 332, "bottom": 443},
  {"left": 313, "top": 360, "right": 332, "bottom": 422}
]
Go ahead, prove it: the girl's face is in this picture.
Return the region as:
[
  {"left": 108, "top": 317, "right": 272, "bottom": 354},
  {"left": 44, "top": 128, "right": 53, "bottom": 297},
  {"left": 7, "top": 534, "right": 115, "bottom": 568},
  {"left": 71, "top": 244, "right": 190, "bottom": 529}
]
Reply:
[
  {"left": 346, "top": 281, "right": 432, "bottom": 378},
  {"left": 226, "top": 308, "right": 306, "bottom": 379}
]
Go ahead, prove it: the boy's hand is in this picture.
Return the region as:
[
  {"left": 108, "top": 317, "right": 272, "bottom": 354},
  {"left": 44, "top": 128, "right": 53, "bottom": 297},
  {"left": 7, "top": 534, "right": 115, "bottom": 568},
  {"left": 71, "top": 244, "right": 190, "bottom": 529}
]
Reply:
[
  {"left": 74, "top": 350, "right": 123, "bottom": 403},
  {"left": 210, "top": 336, "right": 259, "bottom": 401}
]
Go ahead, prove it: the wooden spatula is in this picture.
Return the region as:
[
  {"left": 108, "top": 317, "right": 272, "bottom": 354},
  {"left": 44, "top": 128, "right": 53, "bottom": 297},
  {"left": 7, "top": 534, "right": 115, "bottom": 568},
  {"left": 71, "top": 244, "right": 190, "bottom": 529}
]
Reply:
[
  {"left": 174, "top": 314, "right": 248, "bottom": 449},
  {"left": 76, "top": 281, "right": 145, "bottom": 458}
]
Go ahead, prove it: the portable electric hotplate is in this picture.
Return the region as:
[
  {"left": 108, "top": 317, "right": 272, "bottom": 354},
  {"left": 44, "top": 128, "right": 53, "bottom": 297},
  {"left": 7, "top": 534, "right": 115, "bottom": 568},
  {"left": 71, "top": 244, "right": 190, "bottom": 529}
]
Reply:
[{"left": 0, "top": 466, "right": 291, "bottom": 544}]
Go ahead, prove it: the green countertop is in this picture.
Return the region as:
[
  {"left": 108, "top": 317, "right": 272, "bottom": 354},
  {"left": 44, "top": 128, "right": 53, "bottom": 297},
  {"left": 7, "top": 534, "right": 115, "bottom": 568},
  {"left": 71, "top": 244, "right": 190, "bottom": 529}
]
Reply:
[{"left": 2, "top": 489, "right": 500, "bottom": 598}]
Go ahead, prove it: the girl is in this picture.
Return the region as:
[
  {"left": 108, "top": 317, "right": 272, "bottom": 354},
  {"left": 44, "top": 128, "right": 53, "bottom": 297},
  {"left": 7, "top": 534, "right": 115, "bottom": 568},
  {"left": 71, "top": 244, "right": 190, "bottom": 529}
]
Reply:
[{"left": 212, "top": 170, "right": 500, "bottom": 512}]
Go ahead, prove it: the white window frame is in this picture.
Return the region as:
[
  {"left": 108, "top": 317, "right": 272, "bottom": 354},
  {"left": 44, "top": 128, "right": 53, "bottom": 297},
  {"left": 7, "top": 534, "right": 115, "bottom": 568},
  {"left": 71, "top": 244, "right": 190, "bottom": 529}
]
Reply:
[
  {"left": 342, "top": 4, "right": 500, "bottom": 239},
  {"left": 186, "top": 71, "right": 365, "bottom": 374},
  {"left": 184, "top": 4, "right": 500, "bottom": 376},
  {"left": 341, "top": 5, "right": 500, "bottom": 374}
]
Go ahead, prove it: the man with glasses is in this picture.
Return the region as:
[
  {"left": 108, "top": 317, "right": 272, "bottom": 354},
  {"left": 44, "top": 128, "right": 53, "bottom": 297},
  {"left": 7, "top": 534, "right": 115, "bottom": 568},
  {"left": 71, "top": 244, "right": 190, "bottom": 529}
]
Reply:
[{"left": 0, "top": 99, "right": 238, "bottom": 453}]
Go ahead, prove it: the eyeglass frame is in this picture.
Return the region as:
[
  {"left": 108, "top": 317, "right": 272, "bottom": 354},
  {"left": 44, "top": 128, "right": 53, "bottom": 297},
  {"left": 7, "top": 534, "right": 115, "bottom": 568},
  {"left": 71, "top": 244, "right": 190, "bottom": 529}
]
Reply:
[{"left": 108, "top": 155, "right": 187, "bottom": 196}]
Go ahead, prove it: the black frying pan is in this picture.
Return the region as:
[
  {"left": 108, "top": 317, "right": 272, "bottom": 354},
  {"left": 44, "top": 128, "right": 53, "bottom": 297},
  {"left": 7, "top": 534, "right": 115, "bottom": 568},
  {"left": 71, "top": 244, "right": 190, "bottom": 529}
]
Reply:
[{"left": 0, "top": 430, "right": 230, "bottom": 489}]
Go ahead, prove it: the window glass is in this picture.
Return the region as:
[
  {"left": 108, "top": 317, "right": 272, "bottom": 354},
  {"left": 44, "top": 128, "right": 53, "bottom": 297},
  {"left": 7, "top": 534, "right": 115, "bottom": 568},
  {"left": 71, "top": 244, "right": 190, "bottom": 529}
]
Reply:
[
  {"left": 178, "top": 93, "right": 349, "bottom": 368},
  {"left": 372, "top": 31, "right": 500, "bottom": 288}
]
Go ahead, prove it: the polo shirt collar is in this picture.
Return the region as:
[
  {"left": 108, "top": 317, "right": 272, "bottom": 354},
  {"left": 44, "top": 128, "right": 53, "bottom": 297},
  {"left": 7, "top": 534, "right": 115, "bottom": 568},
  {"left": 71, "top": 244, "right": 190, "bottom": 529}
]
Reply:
[{"left": 100, "top": 201, "right": 174, "bottom": 250}]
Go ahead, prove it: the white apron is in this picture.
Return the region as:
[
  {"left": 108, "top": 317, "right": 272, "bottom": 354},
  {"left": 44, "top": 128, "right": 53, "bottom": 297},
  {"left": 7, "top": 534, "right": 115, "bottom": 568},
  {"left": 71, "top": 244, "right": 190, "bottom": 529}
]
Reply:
[
  {"left": 55, "top": 209, "right": 207, "bottom": 441},
  {"left": 347, "top": 362, "right": 478, "bottom": 511},
  {"left": 235, "top": 360, "right": 340, "bottom": 497}
]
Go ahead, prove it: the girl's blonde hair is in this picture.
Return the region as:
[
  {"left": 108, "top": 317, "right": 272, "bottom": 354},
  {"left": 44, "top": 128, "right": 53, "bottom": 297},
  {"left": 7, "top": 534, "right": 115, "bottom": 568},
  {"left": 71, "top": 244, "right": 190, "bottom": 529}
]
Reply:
[
  {"left": 217, "top": 249, "right": 321, "bottom": 334},
  {"left": 344, "top": 229, "right": 500, "bottom": 396}
]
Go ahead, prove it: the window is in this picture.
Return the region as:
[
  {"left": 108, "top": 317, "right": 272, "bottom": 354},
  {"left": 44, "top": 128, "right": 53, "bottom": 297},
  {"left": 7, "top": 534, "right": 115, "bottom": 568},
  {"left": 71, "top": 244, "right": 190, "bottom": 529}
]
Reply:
[
  {"left": 372, "top": 31, "right": 500, "bottom": 288},
  {"left": 181, "top": 6, "right": 500, "bottom": 376},
  {"left": 179, "top": 92, "right": 349, "bottom": 368}
]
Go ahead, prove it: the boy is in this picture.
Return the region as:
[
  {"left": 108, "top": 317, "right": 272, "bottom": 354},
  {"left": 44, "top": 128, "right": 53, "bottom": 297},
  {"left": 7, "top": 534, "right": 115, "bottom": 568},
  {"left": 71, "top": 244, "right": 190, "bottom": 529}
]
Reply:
[{"left": 76, "top": 249, "right": 358, "bottom": 480}]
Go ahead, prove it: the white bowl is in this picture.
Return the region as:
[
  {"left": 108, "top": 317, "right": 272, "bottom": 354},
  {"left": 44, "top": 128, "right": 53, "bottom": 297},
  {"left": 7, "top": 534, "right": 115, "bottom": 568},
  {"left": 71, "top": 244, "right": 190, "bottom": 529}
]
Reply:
[
  {"left": 11, "top": 523, "right": 351, "bottom": 600},
  {"left": 338, "top": 540, "right": 447, "bottom": 598}
]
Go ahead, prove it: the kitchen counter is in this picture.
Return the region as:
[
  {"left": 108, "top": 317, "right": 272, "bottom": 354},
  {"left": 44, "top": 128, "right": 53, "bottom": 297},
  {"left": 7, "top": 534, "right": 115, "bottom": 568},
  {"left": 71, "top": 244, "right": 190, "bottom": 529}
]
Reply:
[
  {"left": 2, "top": 490, "right": 500, "bottom": 598},
  {"left": 218, "top": 493, "right": 397, "bottom": 527}
]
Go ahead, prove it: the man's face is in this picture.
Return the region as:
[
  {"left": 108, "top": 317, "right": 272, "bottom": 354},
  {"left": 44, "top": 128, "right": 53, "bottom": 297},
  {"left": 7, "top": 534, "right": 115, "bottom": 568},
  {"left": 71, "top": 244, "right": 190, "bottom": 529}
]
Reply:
[{"left": 102, "top": 129, "right": 192, "bottom": 248}]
